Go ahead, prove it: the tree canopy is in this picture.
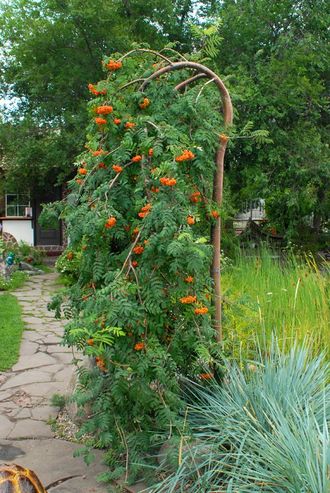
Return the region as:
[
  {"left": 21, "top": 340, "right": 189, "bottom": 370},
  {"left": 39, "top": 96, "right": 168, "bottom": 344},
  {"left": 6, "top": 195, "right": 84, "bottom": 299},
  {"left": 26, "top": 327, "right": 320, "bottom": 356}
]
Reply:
[{"left": 0, "top": 0, "right": 329, "bottom": 245}]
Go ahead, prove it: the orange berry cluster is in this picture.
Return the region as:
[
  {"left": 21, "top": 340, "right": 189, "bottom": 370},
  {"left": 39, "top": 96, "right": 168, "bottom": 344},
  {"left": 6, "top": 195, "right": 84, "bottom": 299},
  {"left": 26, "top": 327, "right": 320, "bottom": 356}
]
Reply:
[
  {"left": 138, "top": 203, "right": 152, "bottom": 218},
  {"left": 159, "top": 177, "right": 176, "bottom": 186},
  {"left": 125, "top": 122, "right": 136, "bottom": 129},
  {"left": 113, "top": 118, "right": 121, "bottom": 125},
  {"left": 184, "top": 276, "right": 194, "bottom": 283},
  {"left": 112, "top": 165, "right": 123, "bottom": 173},
  {"left": 105, "top": 216, "right": 116, "bottom": 229},
  {"left": 95, "top": 117, "right": 107, "bottom": 125},
  {"left": 187, "top": 215, "right": 195, "bottom": 225},
  {"left": 175, "top": 150, "right": 195, "bottom": 162},
  {"left": 96, "top": 105, "right": 113, "bottom": 114},
  {"left": 134, "top": 342, "right": 145, "bottom": 351},
  {"left": 78, "top": 168, "right": 87, "bottom": 175},
  {"left": 92, "top": 149, "right": 107, "bottom": 157},
  {"left": 98, "top": 162, "right": 107, "bottom": 169},
  {"left": 88, "top": 83, "right": 107, "bottom": 96},
  {"left": 96, "top": 356, "right": 106, "bottom": 372},
  {"left": 211, "top": 210, "right": 220, "bottom": 218},
  {"left": 132, "top": 155, "right": 142, "bottom": 162},
  {"left": 179, "top": 295, "right": 197, "bottom": 304},
  {"left": 190, "top": 191, "right": 201, "bottom": 203},
  {"left": 106, "top": 59, "right": 122, "bottom": 71},
  {"left": 139, "top": 98, "right": 150, "bottom": 109},
  {"left": 148, "top": 148, "right": 153, "bottom": 157},
  {"left": 194, "top": 306, "right": 209, "bottom": 315},
  {"left": 133, "top": 245, "right": 144, "bottom": 255}
]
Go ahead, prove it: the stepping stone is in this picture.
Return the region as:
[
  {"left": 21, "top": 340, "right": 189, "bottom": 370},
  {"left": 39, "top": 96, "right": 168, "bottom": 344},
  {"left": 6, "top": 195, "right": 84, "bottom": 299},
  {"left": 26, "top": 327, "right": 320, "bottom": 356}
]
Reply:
[
  {"left": 21, "top": 381, "right": 68, "bottom": 397},
  {"left": 12, "top": 353, "right": 57, "bottom": 371},
  {"left": 0, "top": 415, "right": 14, "bottom": 438},
  {"left": 31, "top": 405, "right": 59, "bottom": 421},
  {"left": 1, "top": 370, "right": 52, "bottom": 390},
  {"left": 0, "top": 439, "right": 107, "bottom": 492},
  {"left": 7, "top": 419, "right": 53, "bottom": 439},
  {"left": 19, "top": 340, "right": 39, "bottom": 356}
]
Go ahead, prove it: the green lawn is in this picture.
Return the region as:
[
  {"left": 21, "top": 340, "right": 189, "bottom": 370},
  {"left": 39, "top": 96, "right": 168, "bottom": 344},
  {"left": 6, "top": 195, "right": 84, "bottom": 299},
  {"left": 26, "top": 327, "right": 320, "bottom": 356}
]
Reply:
[{"left": 0, "top": 294, "right": 25, "bottom": 371}]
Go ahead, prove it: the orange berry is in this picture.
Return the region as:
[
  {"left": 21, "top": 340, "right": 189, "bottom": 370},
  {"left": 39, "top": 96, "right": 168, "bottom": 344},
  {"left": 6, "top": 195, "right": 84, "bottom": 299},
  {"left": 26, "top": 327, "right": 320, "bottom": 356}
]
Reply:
[
  {"left": 132, "top": 155, "right": 142, "bottom": 162},
  {"left": 96, "top": 105, "right": 113, "bottom": 114},
  {"left": 175, "top": 150, "right": 195, "bottom": 162},
  {"left": 211, "top": 210, "right": 220, "bottom": 218},
  {"left": 187, "top": 215, "right": 195, "bottom": 225},
  {"left": 179, "top": 295, "right": 197, "bottom": 304},
  {"left": 92, "top": 149, "right": 107, "bottom": 157},
  {"left": 133, "top": 227, "right": 139, "bottom": 235},
  {"left": 66, "top": 251, "right": 74, "bottom": 260},
  {"left": 78, "top": 168, "right": 87, "bottom": 175},
  {"left": 133, "top": 245, "right": 144, "bottom": 255},
  {"left": 106, "top": 59, "right": 122, "bottom": 71},
  {"left": 105, "top": 216, "right": 117, "bottom": 229},
  {"left": 113, "top": 118, "right": 121, "bottom": 125},
  {"left": 125, "top": 122, "right": 136, "bottom": 129},
  {"left": 98, "top": 162, "right": 107, "bottom": 169},
  {"left": 194, "top": 306, "right": 209, "bottom": 315},
  {"left": 185, "top": 276, "right": 194, "bottom": 283},
  {"left": 132, "top": 260, "right": 138, "bottom": 268},
  {"left": 112, "top": 164, "right": 123, "bottom": 173},
  {"left": 139, "top": 97, "right": 150, "bottom": 109},
  {"left": 134, "top": 342, "right": 145, "bottom": 351},
  {"left": 148, "top": 148, "right": 153, "bottom": 157},
  {"left": 87, "top": 338, "right": 94, "bottom": 346},
  {"left": 95, "top": 117, "right": 107, "bottom": 125}
]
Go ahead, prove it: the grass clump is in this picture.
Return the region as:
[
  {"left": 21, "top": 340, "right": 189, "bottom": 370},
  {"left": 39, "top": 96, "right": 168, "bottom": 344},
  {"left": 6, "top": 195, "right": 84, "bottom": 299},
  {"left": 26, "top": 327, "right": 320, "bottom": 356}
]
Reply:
[
  {"left": 150, "top": 343, "right": 330, "bottom": 493},
  {"left": 0, "top": 271, "right": 28, "bottom": 291},
  {"left": 222, "top": 250, "right": 330, "bottom": 358},
  {"left": 0, "top": 293, "right": 25, "bottom": 370}
]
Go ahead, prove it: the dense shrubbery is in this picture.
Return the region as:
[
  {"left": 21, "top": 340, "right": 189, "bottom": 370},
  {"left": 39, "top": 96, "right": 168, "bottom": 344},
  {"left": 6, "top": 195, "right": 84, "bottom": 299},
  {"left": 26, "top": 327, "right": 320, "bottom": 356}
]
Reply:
[{"left": 46, "top": 48, "right": 235, "bottom": 479}]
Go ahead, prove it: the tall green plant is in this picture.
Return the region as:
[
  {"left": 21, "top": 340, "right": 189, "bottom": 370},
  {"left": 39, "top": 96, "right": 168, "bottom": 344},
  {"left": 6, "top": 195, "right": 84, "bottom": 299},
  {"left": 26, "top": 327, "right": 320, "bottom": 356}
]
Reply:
[
  {"left": 150, "top": 343, "right": 330, "bottom": 492},
  {"left": 222, "top": 250, "right": 330, "bottom": 358}
]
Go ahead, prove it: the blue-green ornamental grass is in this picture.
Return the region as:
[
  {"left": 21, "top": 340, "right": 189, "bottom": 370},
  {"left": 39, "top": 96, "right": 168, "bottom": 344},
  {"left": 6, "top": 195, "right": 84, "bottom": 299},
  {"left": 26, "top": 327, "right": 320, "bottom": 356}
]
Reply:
[{"left": 149, "top": 343, "right": 330, "bottom": 493}]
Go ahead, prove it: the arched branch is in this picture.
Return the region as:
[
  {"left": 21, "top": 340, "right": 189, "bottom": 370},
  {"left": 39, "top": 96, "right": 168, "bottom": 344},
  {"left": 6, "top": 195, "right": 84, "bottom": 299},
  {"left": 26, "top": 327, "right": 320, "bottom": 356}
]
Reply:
[{"left": 139, "top": 61, "right": 233, "bottom": 342}]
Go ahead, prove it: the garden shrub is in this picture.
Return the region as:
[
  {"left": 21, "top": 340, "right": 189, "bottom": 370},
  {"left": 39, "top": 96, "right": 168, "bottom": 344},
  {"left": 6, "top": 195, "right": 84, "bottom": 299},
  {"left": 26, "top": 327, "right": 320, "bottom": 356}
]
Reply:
[{"left": 45, "top": 47, "right": 234, "bottom": 480}]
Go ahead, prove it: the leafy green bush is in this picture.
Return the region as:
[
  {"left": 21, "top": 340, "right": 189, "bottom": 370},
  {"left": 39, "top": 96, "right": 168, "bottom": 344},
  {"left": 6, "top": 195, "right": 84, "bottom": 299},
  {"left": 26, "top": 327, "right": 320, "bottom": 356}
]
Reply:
[
  {"left": 4, "top": 241, "right": 45, "bottom": 266},
  {"left": 150, "top": 343, "right": 330, "bottom": 492}
]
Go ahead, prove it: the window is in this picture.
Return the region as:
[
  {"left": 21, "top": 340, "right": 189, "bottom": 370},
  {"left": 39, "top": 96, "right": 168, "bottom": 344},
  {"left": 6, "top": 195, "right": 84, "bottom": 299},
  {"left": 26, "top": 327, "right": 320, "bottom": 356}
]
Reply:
[{"left": 5, "top": 193, "right": 31, "bottom": 217}]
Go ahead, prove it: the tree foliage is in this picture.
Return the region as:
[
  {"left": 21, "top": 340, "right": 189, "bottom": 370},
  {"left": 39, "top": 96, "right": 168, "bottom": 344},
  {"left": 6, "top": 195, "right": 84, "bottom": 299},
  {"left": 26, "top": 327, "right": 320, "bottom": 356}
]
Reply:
[
  {"left": 0, "top": 0, "right": 214, "bottom": 193},
  {"left": 217, "top": 0, "right": 330, "bottom": 243},
  {"left": 45, "top": 48, "right": 231, "bottom": 480}
]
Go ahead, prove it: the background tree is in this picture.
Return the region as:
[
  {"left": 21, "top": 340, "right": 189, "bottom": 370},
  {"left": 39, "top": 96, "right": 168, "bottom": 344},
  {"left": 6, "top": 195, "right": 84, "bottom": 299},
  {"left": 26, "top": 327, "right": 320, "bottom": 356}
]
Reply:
[
  {"left": 216, "top": 0, "right": 330, "bottom": 244},
  {"left": 0, "top": 0, "right": 214, "bottom": 194}
]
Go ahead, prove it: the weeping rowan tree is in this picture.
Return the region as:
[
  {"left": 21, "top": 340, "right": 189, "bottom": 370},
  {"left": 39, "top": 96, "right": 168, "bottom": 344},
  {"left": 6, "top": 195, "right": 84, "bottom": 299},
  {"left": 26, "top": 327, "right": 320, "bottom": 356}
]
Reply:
[{"left": 48, "top": 48, "right": 233, "bottom": 480}]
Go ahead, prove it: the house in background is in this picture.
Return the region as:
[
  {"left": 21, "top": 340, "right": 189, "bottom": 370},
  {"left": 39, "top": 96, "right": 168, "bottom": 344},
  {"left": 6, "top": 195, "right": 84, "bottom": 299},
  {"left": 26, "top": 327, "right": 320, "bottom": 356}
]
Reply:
[
  {"left": 0, "top": 188, "right": 64, "bottom": 254},
  {"left": 233, "top": 199, "right": 267, "bottom": 235}
]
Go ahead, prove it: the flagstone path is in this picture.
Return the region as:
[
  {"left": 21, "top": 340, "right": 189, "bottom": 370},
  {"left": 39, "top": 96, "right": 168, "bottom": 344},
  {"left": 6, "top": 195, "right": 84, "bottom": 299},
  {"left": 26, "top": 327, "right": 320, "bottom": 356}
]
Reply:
[{"left": 0, "top": 273, "right": 109, "bottom": 492}]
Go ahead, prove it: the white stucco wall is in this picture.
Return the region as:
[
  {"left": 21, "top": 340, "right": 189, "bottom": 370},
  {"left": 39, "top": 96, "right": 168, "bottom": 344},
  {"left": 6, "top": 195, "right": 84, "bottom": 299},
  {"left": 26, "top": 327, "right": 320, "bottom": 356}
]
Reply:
[{"left": 2, "top": 219, "right": 34, "bottom": 246}]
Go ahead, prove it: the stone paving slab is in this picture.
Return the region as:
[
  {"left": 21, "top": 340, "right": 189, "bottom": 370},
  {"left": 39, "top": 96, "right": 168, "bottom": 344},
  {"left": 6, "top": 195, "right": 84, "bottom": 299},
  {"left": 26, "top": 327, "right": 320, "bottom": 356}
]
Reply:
[
  {"left": 0, "top": 439, "right": 110, "bottom": 492},
  {"left": 0, "top": 274, "right": 109, "bottom": 492}
]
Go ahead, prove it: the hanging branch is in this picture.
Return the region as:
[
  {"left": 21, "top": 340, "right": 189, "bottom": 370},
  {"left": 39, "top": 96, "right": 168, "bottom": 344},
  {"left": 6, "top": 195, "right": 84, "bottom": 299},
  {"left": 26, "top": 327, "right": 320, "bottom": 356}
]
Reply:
[{"left": 139, "top": 60, "right": 233, "bottom": 342}]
